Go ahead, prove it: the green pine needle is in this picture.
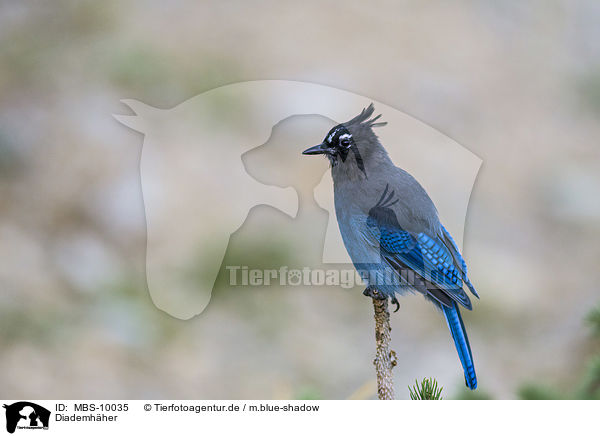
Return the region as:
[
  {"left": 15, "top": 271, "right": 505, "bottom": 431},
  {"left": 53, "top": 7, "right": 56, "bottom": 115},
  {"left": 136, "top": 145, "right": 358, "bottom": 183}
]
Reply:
[
  {"left": 408, "top": 377, "right": 443, "bottom": 400},
  {"left": 586, "top": 305, "right": 600, "bottom": 338}
]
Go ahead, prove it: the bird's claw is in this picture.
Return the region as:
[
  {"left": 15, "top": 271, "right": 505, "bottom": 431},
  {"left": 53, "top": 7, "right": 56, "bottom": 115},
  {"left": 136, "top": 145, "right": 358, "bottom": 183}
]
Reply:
[
  {"left": 362, "top": 287, "right": 400, "bottom": 312},
  {"left": 363, "top": 286, "right": 386, "bottom": 300},
  {"left": 390, "top": 296, "right": 400, "bottom": 312}
]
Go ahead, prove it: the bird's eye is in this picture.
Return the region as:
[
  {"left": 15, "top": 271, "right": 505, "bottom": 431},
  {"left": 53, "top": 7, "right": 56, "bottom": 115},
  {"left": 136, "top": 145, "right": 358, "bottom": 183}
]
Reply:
[{"left": 341, "top": 139, "right": 350, "bottom": 147}]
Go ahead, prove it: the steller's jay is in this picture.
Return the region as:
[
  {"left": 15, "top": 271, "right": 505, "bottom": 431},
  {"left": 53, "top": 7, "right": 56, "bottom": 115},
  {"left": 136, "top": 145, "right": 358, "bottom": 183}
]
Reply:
[{"left": 303, "top": 104, "right": 478, "bottom": 390}]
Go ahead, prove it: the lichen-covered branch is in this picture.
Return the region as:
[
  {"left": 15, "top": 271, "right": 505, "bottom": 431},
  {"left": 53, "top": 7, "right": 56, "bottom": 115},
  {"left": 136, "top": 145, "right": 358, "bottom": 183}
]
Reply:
[{"left": 372, "top": 297, "right": 396, "bottom": 400}]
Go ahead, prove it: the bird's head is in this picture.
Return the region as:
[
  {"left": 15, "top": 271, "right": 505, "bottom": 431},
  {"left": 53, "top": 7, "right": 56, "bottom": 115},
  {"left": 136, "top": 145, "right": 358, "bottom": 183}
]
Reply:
[{"left": 302, "top": 103, "right": 388, "bottom": 179}]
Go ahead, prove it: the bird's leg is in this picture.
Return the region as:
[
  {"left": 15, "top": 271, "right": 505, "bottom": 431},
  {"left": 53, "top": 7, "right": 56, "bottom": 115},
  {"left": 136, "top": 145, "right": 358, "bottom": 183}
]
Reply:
[
  {"left": 363, "top": 286, "right": 386, "bottom": 300},
  {"left": 390, "top": 295, "right": 400, "bottom": 313}
]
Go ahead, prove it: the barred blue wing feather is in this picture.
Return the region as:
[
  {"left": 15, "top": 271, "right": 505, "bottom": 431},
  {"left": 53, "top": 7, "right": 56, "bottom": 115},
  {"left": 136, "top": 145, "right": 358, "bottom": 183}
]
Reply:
[{"left": 440, "top": 225, "right": 479, "bottom": 299}]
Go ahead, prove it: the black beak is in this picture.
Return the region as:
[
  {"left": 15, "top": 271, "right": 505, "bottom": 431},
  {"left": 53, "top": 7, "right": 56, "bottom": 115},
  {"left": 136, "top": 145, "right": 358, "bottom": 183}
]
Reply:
[{"left": 302, "top": 143, "right": 329, "bottom": 155}]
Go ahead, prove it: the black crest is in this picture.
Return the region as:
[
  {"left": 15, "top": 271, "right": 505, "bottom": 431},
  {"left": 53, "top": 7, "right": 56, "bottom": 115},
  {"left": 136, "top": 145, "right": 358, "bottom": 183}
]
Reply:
[{"left": 344, "top": 103, "right": 387, "bottom": 129}]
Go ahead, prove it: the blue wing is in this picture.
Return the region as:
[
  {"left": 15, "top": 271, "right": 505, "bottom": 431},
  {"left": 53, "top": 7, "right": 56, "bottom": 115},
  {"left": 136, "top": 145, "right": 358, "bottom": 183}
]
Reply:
[{"left": 365, "top": 213, "right": 474, "bottom": 310}]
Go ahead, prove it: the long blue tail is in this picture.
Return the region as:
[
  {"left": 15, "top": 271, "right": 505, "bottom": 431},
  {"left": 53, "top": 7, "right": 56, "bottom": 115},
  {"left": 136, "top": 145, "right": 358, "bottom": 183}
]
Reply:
[{"left": 442, "top": 302, "right": 477, "bottom": 390}]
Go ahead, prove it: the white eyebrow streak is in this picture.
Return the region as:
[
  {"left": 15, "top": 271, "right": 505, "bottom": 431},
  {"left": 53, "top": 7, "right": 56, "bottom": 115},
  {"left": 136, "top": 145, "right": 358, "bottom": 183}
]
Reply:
[
  {"left": 328, "top": 129, "right": 339, "bottom": 143},
  {"left": 327, "top": 127, "right": 348, "bottom": 144}
]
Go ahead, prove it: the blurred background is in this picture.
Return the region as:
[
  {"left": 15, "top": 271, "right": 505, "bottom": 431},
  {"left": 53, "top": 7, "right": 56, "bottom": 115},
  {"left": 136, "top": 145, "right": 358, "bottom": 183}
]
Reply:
[{"left": 1, "top": 0, "right": 599, "bottom": 399}]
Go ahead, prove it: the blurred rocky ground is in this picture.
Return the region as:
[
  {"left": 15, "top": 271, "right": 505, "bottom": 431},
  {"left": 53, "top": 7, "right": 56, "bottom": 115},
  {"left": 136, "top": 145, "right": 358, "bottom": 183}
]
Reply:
[{"left": 0, "top": 0, "right": 599, "bottom": 399}]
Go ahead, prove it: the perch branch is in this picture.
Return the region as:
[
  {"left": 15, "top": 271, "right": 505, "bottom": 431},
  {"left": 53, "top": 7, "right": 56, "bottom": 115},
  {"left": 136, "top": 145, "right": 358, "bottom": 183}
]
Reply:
[{"left": 372, "top": 297, "right": 396, "bottom": 400}]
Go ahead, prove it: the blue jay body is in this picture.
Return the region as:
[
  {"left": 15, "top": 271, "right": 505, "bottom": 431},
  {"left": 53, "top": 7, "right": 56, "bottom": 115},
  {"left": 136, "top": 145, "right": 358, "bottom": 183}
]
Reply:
[{"left": 303, "top": 105, "right": 479, "bottom": 390}]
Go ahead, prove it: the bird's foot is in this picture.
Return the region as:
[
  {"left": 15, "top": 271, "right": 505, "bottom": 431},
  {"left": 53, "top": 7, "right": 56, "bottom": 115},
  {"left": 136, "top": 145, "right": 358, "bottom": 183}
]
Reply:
[
  {"left": 363, "top": 286, "right": 386, "bottom": 300},
  {"left": 390, "top": 295, "right": 400, "bottom": 313}
]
